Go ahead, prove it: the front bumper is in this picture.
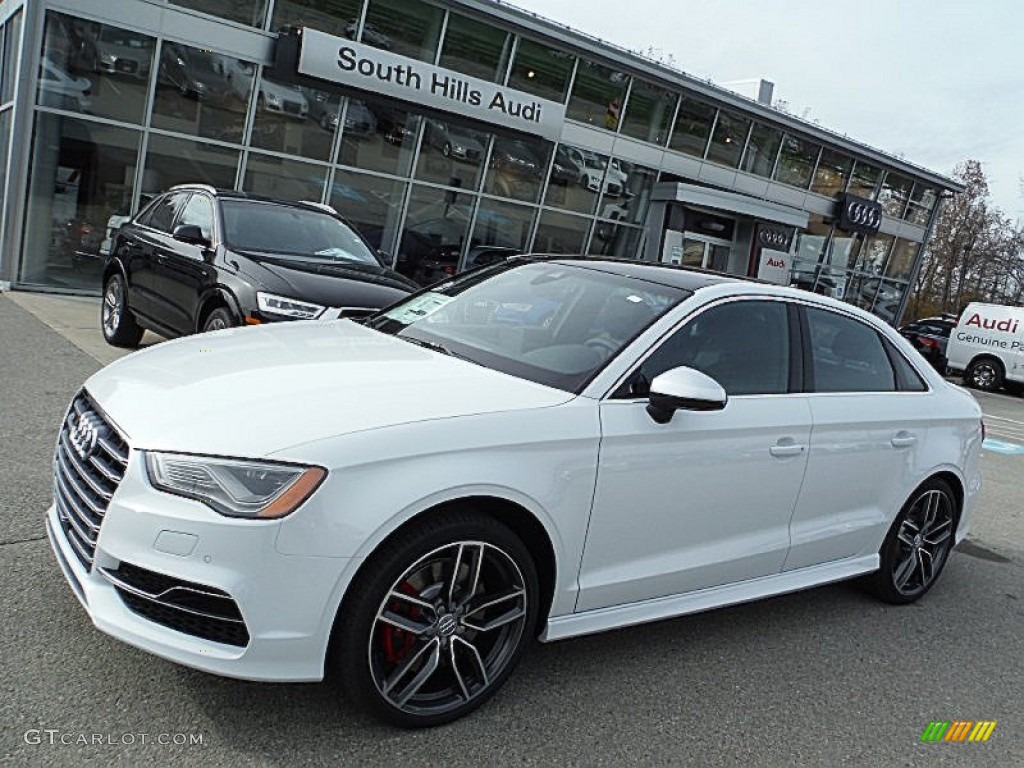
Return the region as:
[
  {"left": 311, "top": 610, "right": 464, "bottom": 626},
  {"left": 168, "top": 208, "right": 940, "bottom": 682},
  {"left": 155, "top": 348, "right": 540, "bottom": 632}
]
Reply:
[{"left": 45, "top": 453, "right": 354, "bottom": 682}]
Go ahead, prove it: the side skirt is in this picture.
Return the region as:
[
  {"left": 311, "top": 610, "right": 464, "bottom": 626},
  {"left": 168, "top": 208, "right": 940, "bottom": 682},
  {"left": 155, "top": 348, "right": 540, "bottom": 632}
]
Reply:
[{"left": 541, "top": 554, "right": 879, "bottom": 642}]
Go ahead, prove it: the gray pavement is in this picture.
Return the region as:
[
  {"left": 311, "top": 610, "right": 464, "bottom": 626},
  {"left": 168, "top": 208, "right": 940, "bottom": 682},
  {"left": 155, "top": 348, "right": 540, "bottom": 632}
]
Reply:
[{"left": 1, "top": 292, "right": 1022, "bottom": 767}]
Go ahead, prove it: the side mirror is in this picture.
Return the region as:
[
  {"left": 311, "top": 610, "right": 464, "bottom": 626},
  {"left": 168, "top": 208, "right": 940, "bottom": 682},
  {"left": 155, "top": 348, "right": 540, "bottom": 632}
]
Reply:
[
  {"left": 172, "top": 223, "right": 210, "bottom": 247},
  {"left": 646, "top": 366, "right": 727, "bottom": 424}
]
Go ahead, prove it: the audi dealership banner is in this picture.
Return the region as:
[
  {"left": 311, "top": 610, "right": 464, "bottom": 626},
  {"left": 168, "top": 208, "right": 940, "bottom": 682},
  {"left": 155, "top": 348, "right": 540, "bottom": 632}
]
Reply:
[
  {"left": 838, "top": 193, "right": 883, "bottom": 235},
  {"left": 296, "top": 28, "right": 567, "bottom": 141}
]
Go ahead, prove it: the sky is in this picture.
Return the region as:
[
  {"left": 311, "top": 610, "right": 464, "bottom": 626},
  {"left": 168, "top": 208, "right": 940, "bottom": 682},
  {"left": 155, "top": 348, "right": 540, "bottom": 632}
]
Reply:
[{"left": 509, "top": 0, "right": 1024, "bottom": 222}]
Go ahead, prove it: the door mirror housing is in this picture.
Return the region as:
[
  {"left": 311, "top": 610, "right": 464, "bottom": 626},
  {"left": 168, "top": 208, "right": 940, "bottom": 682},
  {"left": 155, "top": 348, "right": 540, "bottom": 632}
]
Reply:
[
  {"left": 172, "top": 223, "right": 210, "bottom": 247},
  {"left": 646, "top": 366, "right": 727, "bottom": 424}
]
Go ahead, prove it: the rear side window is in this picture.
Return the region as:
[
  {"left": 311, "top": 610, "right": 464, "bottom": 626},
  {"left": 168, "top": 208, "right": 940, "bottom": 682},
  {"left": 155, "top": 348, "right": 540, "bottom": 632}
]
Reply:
[
  {"left": 882, "top": 337, "right": 928, "bottom": 392},
  {"left": 805, "top": 307, "right": 896, "bottom": 392}
]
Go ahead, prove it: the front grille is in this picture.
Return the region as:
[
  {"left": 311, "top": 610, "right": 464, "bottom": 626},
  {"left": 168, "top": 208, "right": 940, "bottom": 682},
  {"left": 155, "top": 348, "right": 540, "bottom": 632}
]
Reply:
[
  {"left": 102, "top": 562, "right": 249, "bottom": 647},
  {"left": 53, "top": 391, "right": 129, "bottom": 570},
  {"left": 282, "top": 100, "right": 303, "bottom": 115}
]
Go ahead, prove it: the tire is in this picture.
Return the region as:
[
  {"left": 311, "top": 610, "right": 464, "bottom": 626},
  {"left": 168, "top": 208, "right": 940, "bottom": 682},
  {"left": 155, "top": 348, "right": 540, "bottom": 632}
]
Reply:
[
  {"left": 101, "top": 273, "right": 144, "bottom": 348},
  {"left": 202, "top": 307, "right": 236, "bottom": 333},
  {"left": 965, "top": 357, "right": 1004, "bottom": 391},
  {"left": 334, "top": 509, "right": 540, "bottom": 728},
  {"left": 864, "top": 478, "right": 958, "bottom": 605}
]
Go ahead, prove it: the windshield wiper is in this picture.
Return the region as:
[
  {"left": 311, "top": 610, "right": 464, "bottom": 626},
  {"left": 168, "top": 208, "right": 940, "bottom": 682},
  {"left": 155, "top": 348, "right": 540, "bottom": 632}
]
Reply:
[{"left": 399, "top": 336, "right": 474, "bottom": 363}]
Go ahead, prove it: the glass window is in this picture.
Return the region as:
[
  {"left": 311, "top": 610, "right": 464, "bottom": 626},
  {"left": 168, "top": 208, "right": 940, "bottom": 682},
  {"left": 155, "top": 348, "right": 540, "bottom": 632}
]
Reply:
[
  {"left": 620, "top": 79, "right": 677, "bottom": 145},
  {"left": 417, "top": 117, "right": 490, "bottom": 192},
  {"left": 790, "top": 215, "right": 833, "bottom": 293},
  {"left": 142, "top": 134, "right": 239, "bottom": 198},
  {"left": 1, "top": 10, "right": 22, "bottom": 104},
  {"left": 622, "top": 300, "right": 790, "bottom": 397},
  {"left": 532, "top": 209, "right": 589, "bottom": 254},
  {"left": 883, "top": 337, "right": 927, "bottom": 391},
  {"left": 847, "top": 161, "right": 881, "bottom": 199},
  {"left": 271, "top": 0, "right": 363, "bottom": 36},
  {"left": 140, "top": 192, "right": 188, "bottom": 232},
  {"left": 329, "top": 169, "right": 406, "bottom": 259},
  {"left": 484, "top": 135, "right": 551, "bottom": 204},
  {"left": 811, "top": 148, "right": 852, "bottom": 197},
  {"left": 439, "top": 12, "right": 511, "bottom": 82},
  {"left": 844, "top": 273, "right": 878, "bottom": 311},
  {"left": 607, "top": 162, "right": 656, "bottom": 226},
  {"left": 397, "top": 184, "right": 473, "bottom": 284},
  {"left": 339, "top": 98, "right": 420, "bottom": 177},
  {"left": 243, "top": 153, "right": 327, "bottom": 202},
  {"left": 805, "top": 307, "right": 895, "bottom": 392},
  {"left": 507, "top": 38, "right": 574, "bottom": 103},
  {"left": 880, "top": 238, "right": 918, "bottom": 283},
  {"left": 0, "top": 109, "right": 10, "bottom": 221},
  {"left": 774, "top": 134, "right": 819, "bottom": 188},
  {"left": 20, "top": 115, "right": 141, "bottom": 291},
  {"left": 361, "top": 0, "right": 443, "bottom": 62},
  {"left": 153, "top": 43, "right": 254, "bottom": 143},
  {"left": 878, "top": 172, "right": 912, "bottom": 218},
  {"left": 170, "top": 0, "right": 268, "bottom": 28},
  {"left": 38, "top": 14, "right": 156, "bottom": 124},
  {"left": 251, "top": 76, "right": 335, "bottom": 161},
  {"left": 669, "top": 97, "right": 715, "bottom": 157},
  {"left": 905, "top": 183, "right": 937, "bottom": 226},
  {"left": 854, "top": 233, "right": 893, "bottom": 275},
  {"left": 870, "top": 279, "right": 907, "bottom": 324},
  {"left": 706, "top": 110, "right": 750, "bottom": 168},
  {"left": 467, "top": 198, "right": 536, "bottom": 268},
  {"left": 740, "top": 122, "right": 782, "bottom": 178},
  {"left": 543, "top": 144, "right": 606, "bottom": 215},
  {"left": 567, "top": 59, "right": 628, "bottom": 131},
  {"left": 588, "top": 222, "right": 642, "bottom": 260},
  {"left": 177, "top": 193, "right": 215, "bottom": 240}
]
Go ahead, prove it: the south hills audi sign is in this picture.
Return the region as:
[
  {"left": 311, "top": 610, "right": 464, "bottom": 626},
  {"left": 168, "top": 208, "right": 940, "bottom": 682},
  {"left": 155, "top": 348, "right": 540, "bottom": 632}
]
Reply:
[
  {"left": 838, "top": 193, "right": 883, "bottom": 235},
  {"left": 295, "top": 28, "right": 567, "bottom": 140}
]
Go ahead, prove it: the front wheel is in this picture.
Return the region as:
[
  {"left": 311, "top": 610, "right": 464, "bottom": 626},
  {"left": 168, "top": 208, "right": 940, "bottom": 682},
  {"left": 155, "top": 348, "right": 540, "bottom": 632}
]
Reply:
[
  {"left": 101, "top": 273, "right": 144, "bottom": 348},
  {"left": 965, "top": 357, "right": 1003, "bottom": 391},
  {"left": 202, "top": 307, "right": 237, "bottom": 333},
  {"left": 335, "top": 510, "right": 539, "bottom": 727},
  {"left": 865, "top": 478, "right": 958, "bottom": 604}
]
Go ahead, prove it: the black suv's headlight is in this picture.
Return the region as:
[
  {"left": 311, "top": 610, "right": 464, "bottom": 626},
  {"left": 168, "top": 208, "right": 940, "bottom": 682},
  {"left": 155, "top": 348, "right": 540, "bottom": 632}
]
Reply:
[
  {"left": 257, "top": 292, "right": 326, "bottom": 319},
  {"left": 146, "top": 452, "right": 326, "bottom": 519}
]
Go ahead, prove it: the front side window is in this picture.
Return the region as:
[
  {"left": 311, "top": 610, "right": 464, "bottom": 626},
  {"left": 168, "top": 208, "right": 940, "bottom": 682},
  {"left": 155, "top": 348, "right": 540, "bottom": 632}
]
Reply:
[
  {"left": 178, "top": 194, "right": 215, "bottom": 240},
  {"left": 619, "top": 300, "right": 791, "bottom": 397},
  {"left": 140, "top": 192, "right": 188, "bottom": 233},
  {"left": 805, "top": 306, "right": 896, "bottom": 393},
  {"left": 369, "top": 261, "right": 687, "bottom": 393}
]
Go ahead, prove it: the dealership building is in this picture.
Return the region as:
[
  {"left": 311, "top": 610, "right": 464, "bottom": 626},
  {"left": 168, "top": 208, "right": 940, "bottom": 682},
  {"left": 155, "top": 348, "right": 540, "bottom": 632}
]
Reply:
[{"left": 0, "top": 0, "right": 962, "bottom": 323}]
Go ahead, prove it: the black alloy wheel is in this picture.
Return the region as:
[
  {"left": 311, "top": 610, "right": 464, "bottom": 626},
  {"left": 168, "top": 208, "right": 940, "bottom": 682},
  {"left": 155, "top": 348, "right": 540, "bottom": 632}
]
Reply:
[
  {"left": 101, "top": 273, "right": 144, "bottom": 347},
  {"left": 202, "top": 307, "right": 236, "bottom": 333},
  {"left": 965, "top": 358, "right": 1003, "bottom": 391},
  {"left": 867, "top": 478, "right": 958, "bottom": 604},
  {"left": 336, "top": 511, "right": 539, "bottom": 727}
]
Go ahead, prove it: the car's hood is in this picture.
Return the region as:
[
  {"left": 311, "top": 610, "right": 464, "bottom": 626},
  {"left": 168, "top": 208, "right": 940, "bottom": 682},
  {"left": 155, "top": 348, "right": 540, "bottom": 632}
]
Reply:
[
  {"left": 238, "top": 253, "right": 417, "bottom": 307},
  {"left": 85, "top": 320, "right": 574, "bottom": 457}
]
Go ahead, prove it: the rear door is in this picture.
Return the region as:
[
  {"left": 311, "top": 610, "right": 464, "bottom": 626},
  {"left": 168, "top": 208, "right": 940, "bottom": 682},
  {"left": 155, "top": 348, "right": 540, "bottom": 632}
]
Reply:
[{"left": 785, "top": 305, "right": 933, "bottom": 570}]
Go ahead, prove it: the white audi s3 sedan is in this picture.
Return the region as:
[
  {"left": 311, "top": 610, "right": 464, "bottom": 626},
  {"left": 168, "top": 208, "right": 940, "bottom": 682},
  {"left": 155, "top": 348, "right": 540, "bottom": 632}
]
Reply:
[{"left": 46, "top": 257, "right": 984, "bottom": 727}]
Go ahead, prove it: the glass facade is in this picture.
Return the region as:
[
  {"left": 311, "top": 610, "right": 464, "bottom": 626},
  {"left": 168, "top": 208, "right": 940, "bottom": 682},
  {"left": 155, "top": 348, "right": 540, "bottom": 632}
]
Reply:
[{"left": 0, "top": 0, "right": 948, "bottom": 329}]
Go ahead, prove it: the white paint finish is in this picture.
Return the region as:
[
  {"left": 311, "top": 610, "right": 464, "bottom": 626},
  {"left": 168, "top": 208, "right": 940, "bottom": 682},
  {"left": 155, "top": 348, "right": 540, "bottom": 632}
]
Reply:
[
  {"left": 576, "top": 395, "right": 812, "bottom": 611},
  {"left": 83, "top": 319, "right": 574, "bottom": 456}
]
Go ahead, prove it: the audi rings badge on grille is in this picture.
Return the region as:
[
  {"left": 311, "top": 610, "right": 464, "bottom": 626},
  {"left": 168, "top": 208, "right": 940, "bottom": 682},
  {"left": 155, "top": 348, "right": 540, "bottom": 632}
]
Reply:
[{"left": 69, "top": 413, "right": 102, "bottom": 460}]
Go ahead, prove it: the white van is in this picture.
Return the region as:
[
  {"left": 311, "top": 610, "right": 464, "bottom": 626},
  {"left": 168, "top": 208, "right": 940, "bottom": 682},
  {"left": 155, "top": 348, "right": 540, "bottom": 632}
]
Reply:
[{"left": 946, "top": 302, "right": 1024, "bottom": 392}]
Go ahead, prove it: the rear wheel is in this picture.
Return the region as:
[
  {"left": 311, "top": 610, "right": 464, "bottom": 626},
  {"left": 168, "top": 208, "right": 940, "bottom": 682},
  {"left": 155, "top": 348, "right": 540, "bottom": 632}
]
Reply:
[
  {"left": 965, "top": 357, "right": 1004, "bottom": 391},
  {"left": 865, "top": 478, "right": 958, "bottom": 604},
  {"left": 101, "top": 273, "right": 144, "bottom": 348},
  {"left": 335, "top": 510, "right": 539, "bottom": 727}
]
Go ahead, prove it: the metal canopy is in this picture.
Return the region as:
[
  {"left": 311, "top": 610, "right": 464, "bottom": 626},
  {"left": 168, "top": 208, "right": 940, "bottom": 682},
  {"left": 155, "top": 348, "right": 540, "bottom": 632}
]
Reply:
[{"left": 653, "top": 183, "right": 811, "bottom": 229}]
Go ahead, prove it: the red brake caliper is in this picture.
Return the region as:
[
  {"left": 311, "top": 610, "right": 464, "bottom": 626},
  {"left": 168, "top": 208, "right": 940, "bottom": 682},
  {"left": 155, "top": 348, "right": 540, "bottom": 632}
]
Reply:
[{"left": 382, "top": 581, "right": 420, "bottom": 664}]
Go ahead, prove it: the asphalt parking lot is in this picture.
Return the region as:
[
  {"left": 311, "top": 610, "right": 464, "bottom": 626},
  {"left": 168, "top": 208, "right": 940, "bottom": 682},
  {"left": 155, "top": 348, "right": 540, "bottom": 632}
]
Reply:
[{"left": 2, "top": 292, "right": 1022, "bottom": 767}]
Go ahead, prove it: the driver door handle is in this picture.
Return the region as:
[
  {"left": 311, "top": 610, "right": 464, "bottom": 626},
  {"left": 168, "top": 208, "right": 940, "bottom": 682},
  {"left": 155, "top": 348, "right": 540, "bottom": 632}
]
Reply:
[
  {"left": 769, "top": 440, "right": 806, "bottom": 459},
  {"left": 891, "top": 432, "right": 917, "bottom": 449}
]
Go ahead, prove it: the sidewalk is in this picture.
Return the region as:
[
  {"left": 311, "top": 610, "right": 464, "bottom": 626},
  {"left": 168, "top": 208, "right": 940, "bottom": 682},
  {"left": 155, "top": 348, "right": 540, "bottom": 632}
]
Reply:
[{"left": 3, "top": 290, "right": 163, "bottom": 367}]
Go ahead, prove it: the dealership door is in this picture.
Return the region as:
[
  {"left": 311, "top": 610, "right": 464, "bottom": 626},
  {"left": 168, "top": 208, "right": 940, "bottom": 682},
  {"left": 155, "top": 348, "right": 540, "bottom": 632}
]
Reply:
[{"left": 682, "top": 236, "right": 731, "bottom": 272}]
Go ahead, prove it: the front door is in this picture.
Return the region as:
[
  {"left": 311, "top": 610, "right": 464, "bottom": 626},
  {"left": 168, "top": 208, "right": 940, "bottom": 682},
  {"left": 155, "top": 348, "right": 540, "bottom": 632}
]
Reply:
[
  {"left": 577, "top": 298, "right": 812, "bottom": 612},
  {"left": 149, "top": 192, "right": 217, "bottom": 333}
]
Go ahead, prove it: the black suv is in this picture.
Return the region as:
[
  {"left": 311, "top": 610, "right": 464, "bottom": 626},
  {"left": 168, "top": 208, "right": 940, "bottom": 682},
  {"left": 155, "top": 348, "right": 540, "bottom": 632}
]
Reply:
[
  {"left": 101, "top": 186, "right": 418, "bottom": 347},
  {"left": 898, "top": 315, "right": 957, "bottom": 372}
]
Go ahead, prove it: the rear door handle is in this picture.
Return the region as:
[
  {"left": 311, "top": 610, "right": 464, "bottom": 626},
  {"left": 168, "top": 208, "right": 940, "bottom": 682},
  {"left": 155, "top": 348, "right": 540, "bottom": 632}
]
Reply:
[
  {"left": 769, "top": 441, "right": 806, "bottom": 459},
  {"left": 891, "top": 432, "right": 917, "bottom": 449}
]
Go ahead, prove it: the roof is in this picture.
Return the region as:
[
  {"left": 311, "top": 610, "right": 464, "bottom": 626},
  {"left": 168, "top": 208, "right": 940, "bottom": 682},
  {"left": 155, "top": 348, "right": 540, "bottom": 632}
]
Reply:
[{"left": 539, "top": 256, "right": 747, "bottom": 291}]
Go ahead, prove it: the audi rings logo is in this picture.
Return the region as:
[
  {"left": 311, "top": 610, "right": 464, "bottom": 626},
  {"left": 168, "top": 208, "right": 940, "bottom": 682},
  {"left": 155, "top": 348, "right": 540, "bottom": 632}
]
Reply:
[
  {"left": 69, "top": 413, "right": 101, "bottom": 460},
  {"left": 838, "top": 193, "right": 882, "bottom": 234},
  {"left": 758, "top": 226, "right": 792, "bottom": 251}
]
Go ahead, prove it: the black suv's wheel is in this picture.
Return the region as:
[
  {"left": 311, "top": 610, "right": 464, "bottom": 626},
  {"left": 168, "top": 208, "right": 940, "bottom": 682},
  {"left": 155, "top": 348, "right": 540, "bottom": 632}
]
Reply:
[
  {"left": 965, "top": 357, "right": 1003, "bottom": 391},
  {"left": 335, "top": 510, "right": 539, "bottom": 728},
  {"left": 101, "top": 273, "right": 144, "bottom": 348},
  {"left": 865, "top": 478, "right": 958, "bottom": 604},
  {"left": 202, "top": 307, "right": 236, "bottom": 333}
]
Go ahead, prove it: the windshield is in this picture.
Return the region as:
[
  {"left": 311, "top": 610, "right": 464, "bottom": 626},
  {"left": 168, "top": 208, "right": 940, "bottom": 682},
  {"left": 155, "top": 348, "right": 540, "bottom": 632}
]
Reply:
[
  {"left": 367, "top": 261, "right": 688, "bottom": 392},
  {"left": 221, "top": 201, "right": 380, "bottom": 265}
]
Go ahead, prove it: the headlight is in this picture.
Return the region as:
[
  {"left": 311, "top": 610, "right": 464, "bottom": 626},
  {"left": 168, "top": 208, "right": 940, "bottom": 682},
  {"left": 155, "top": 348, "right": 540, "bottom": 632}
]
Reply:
[
  {"left": 146, "top": 452, "right": 326, "bottom": 519},
  {"left": 257, "top": 292, "right": 325, "bottom": 319},
  {"left": 266, "top": 93, "right": 281, "bottom": 106}
]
